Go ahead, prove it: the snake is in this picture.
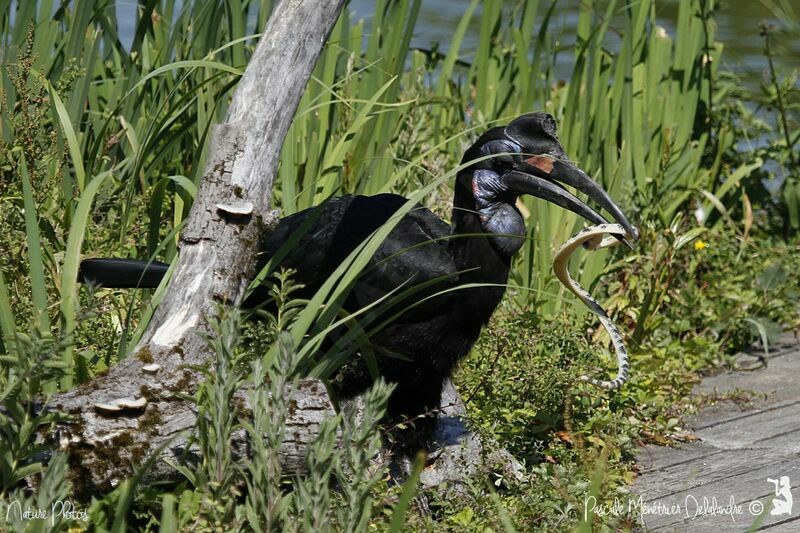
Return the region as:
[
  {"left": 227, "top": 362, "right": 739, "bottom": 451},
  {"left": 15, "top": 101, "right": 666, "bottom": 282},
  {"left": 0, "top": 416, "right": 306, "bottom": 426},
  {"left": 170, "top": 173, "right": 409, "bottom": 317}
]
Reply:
[{"left": 552, "top": 223, "right": 631, "bottom": 390}]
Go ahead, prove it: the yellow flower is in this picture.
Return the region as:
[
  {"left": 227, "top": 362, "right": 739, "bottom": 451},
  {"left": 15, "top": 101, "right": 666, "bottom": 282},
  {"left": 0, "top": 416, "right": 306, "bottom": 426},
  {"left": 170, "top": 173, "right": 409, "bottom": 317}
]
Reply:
[{"left": 694, "top": 240, "right": 708, "bottom": 251}]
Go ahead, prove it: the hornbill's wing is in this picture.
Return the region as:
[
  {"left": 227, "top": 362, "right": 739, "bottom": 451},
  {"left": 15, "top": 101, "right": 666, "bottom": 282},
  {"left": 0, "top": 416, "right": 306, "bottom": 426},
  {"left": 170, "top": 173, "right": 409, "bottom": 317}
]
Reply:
[
  {"left": 80, "top": 194, "right": 459, "bottom": 325},
  {"left": 258, "top": 194, "right": 459, "bottom": 323}
]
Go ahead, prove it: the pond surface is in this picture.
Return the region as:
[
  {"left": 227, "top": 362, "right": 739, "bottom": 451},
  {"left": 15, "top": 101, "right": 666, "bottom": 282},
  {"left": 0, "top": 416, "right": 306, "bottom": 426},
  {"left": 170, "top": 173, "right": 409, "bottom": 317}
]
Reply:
[
  {"left": 347, "top": 0, "right": 798, "bottom": 85},
  {"left": 10, "top": 1, "right": 797, "bottom": 83}
]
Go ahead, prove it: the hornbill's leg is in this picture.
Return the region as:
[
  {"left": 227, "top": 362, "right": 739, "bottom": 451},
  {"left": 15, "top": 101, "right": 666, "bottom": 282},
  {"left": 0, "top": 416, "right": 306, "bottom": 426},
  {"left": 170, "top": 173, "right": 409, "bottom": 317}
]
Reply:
[
  {"left": 330, "top": 353, "right": 446, "bottom": 457},
  {"left": 382, "top": 366, "right": 447, "bottom": 457}
]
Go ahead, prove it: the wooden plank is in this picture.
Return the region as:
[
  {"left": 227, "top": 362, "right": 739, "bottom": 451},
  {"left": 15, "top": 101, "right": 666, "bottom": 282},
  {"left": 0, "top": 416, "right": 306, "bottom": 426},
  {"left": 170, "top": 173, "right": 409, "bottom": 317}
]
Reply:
[
  {"left": 637, "top": 442, "right": 724, "bottom": 473},
  {"left": 693, "top": 399, "right": 800, "bottom": 431},
  {"left": 761, "top": 515, "right": 800, "bottom": 531},
  {"left": 638, "top": 448, "right": 789, "bottom": 502},
  {"left": 633, "top": 336, "right": 800, "bottom": 531},
  {"left": 693, "top": 400, "right": 800, "bottom": 451},
  {"left": 638, "top": 459, "right": 799, "bottom": 531},
  {"left": 694, "top": 337, "right": 800, "bottom": 405}
]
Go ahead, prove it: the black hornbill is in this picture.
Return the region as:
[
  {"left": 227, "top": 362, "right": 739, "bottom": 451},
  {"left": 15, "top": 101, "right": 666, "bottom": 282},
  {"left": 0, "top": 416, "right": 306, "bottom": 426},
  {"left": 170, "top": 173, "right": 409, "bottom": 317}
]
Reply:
[{"left": 80, "top": 113, "right": 636, "bottom": 451}]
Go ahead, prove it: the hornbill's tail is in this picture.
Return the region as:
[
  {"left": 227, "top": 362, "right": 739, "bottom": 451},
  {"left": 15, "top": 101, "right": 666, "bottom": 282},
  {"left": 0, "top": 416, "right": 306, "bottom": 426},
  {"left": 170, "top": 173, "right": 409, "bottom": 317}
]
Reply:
[{"left": 78, "top": 259, "right": 169, "bottom": 289}]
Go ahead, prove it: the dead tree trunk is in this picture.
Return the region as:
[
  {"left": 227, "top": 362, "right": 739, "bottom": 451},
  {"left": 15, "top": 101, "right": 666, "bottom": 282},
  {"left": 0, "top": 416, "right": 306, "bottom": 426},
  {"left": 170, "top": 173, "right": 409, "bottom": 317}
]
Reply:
[{"left": 50, "top": 0, "right": 346, "bottom": 495}]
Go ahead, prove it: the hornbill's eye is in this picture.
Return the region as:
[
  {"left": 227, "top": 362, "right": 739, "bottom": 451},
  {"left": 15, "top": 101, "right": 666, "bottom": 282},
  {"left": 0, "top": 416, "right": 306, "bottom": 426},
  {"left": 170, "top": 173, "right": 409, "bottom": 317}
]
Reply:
[{"left": 478, "top": 139, "right": 522, "bottom": 171}]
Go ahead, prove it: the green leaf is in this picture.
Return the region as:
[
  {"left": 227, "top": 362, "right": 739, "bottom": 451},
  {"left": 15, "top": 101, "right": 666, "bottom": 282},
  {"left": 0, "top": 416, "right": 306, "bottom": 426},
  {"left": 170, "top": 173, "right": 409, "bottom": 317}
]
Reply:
[
  {"left": 387, "top": 452, "right": 424, "bottom": 533},
  {"left": 755, "top": 264, "right": 787, "bottom": 292},
  {"left": 159, "top": 494, "right": 177, "bottom": 533},
  {"left": 46, "top": 79, "right": 86, "bottom": 192},
  {"left": 0, "top": 247, "right": 17, "bottom": 357},
  {"left": 59, "top": 169, "right": 115, "bottom": 388},
  {"left": 18, "top": 155, "right": 51, "bottom": 333},
  {"left": 674, "top": 227, "right": 706, "bottom": 250},
  {"left": 744, "top": 317, "right": 782, "bottom": 356}
]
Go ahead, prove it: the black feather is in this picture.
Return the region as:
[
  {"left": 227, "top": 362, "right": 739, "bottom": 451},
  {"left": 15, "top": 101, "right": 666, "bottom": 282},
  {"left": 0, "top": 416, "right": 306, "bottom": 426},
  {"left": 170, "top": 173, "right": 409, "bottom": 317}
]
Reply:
[{"left": 78, "top": 258, "right": 169, "bottom": 289}]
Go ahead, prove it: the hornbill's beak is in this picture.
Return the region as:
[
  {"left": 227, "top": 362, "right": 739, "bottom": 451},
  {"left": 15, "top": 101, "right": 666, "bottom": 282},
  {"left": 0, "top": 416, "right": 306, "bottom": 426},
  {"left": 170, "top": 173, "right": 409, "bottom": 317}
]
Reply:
[{"left": 503, "top": 154, "right": 639, "bottom": 246}]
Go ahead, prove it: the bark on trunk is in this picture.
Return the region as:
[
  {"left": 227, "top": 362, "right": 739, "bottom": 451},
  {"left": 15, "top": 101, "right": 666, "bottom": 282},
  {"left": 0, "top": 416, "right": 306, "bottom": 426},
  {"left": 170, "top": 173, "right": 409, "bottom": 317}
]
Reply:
[{"left": 52, "top": 379, "right": 334, "bottom": 497}]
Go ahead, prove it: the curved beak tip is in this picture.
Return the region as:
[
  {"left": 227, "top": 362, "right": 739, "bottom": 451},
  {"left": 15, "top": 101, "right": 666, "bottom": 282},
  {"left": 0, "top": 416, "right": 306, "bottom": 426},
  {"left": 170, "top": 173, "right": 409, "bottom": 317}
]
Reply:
[
  {"left": 617, "top": 222, "right": 638, "bottom": 249},
  {"left": 623, "top": 224, "right": 640, "bottom": 245}
]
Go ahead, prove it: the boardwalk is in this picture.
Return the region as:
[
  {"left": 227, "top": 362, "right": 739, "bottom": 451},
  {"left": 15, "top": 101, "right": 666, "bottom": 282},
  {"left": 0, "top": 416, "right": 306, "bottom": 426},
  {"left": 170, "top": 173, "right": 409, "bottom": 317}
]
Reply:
[{"left": 634, "top": 333, "right": 800, "bottom": 532}]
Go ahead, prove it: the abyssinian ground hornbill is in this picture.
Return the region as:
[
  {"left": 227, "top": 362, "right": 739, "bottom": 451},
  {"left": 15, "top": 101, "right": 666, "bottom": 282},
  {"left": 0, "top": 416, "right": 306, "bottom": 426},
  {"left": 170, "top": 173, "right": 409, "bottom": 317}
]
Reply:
[{"left": 80, "top": 113, "right": 637, "bottom": 451}]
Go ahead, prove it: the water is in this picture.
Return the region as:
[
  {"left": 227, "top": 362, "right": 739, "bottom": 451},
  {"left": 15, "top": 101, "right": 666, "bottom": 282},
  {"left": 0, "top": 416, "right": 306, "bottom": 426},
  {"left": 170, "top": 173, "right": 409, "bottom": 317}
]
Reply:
[
  {"left": 107, "top": 1, "right": 798, "bottom": 84},
  {"left": 346, "top": 0, "right": 799, "bottom": 84}
]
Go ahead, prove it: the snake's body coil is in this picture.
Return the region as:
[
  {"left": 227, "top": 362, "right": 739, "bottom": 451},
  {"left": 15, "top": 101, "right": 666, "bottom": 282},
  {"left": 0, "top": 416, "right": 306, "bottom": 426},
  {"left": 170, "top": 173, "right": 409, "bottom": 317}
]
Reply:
[{"left": 553, "top": 223, "right": 631, "bottom": 390}]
